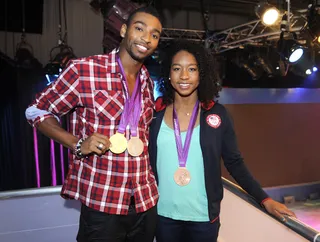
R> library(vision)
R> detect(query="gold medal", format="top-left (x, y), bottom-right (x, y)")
top-left (109, 132), bottom-right (127, 154)
top-left (173, 167), bottom-right (191, 186)
top-left (127, 136), bottom-right (144, 157)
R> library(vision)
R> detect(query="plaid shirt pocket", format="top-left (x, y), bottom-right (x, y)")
top-left (93, 90), bottom-right (124, 121)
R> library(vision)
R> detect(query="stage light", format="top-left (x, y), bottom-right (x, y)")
top-left (307, 2), bottom-right (320, 44)
top-left (255, 56), bottom-right (274, 77)
top-left (306, 69), bottom-right (312, 75)
top-left (292, 50), bottom-right (318, 76)
top-left (241, 62), bottom-right (261, 80)
top-left (14, 36), bottom-right (42, 69)
top-left (277, 32), bottom-right (304, 64)
top-left (233, 53), bottom-right (263, 80)
top-left (44, 63), bottom-right (62, 86)
top-left (44, 44), bottom-right (76, 86)
top-left (279, 39), bottom-right (304, 63)
top-left (288, 46), bottom-right (304, 63)
top-left (255, 2), bottom-right (280, 26)
top-left (262, 8), bottom-right (279, 25)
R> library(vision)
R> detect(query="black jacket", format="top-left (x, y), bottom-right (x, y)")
top-left (149, 101), bottom-right (269, 221)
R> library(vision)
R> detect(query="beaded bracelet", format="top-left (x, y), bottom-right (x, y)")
top-left (74, 138), bottom-right (85, 159)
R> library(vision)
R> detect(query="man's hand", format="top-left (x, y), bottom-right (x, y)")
top-left (81, 133), bottom-right (111, 156)
top-left (262, 198), bottom-right (297, 222)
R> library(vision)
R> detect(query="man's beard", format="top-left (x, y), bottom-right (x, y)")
top-left (127, 44), bottom-right (148, 63)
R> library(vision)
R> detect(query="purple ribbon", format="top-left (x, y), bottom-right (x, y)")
top-left (173, 101), bottom-right (199, 167)
top-left (117, 56), bottom-right (141, 136)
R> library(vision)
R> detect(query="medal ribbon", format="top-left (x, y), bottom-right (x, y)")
top-left (173, 100), bottom-right (199, 167)
top-left (116, 56), bottom-right (142, 136)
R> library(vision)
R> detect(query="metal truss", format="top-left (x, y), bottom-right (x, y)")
top-left (161, 28), bottom-right (207, 42)
top-left (205, 11), bottom-right (309, 53)
top-left (159, 12), bottom-right (308, 53)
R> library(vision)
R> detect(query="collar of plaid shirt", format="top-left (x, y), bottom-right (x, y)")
top-left (109, 48), bottom-right (151, 79)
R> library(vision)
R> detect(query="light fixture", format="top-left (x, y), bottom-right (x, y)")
top-left (255, 56), bottom-right (274, 77)
top-left (44, 63), bottom-right (62, 86)
top-left (14, 34), bottom-right (42, 69)
top-left (306, 69), bottom-right (312, 75)
top-left (233, 53), bottom-right (263, 80)
top-left (287, 44), bottom-right (304, 63)
top-left (241, 62), bottom-right (261, 80)
top-left (44, 44), bottom-right (76, 86)
top-left (49, 45), bottom-right (77, 69)
top-left (255, 2), bottom-right (280, 26)
top-left (307, 2), bottom-right (320, 44)
top-left (291, 50), bottom-right (317, 76)
top-left (277, 32), bottom-right (304, 64)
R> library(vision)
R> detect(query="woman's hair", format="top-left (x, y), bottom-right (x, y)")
top-left (157, 40), bottom-right (221, 105)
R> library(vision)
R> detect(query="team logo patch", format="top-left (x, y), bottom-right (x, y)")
top-left (206, 114), bottom-right (221, 128)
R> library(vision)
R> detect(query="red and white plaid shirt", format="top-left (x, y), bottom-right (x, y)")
top-left (27, 49), bottom-right (158, 214)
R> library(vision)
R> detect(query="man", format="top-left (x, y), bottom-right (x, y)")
top-left (25, 6), bottom-right (162, 242)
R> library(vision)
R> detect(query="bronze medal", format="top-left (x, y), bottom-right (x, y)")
top-left (172, 101), bottom-right (199, 187)
top-left (174, 167), bottom-right (191, 186)
top-left (127, 136), bottom-right (144, 157)
top-left (109, 132), bottom-right (127, 154)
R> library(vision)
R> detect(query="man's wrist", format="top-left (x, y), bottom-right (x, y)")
top-left (74, 138), bottom-right (85, 158)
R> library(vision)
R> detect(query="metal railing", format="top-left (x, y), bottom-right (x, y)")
top-left (222, 177), bottom-right (320, 242)
top-left (0, 186), bottom-right (62, 200)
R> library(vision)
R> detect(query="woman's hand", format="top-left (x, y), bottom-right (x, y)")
top-left (262, 198), bottom-right (297, 222)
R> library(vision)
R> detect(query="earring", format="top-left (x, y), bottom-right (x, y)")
top-left (169, 77), bottom-right (171, 80)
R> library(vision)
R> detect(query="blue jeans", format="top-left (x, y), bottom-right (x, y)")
top-left (156, 215), bottom-right (220, 242)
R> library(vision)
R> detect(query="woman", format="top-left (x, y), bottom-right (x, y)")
top-left (149, 40), bottom-right (296, 242)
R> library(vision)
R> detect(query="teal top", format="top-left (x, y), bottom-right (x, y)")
top-left (156, 120), bottom-right (209, 222)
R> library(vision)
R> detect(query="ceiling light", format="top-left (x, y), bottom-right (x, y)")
top-left (255, 2), bottom-right (280, 26)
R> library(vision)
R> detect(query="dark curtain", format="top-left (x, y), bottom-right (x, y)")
top-left (0, 52), bottom-right (69, 192)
